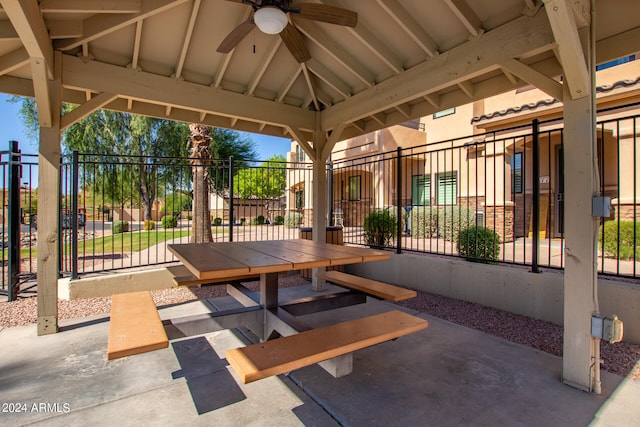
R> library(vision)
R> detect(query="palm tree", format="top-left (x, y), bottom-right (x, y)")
top-left (188, 124), bottom-right (213, 243)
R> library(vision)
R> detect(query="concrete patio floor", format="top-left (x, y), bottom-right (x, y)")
top-left (1, 286), bottom-right (639, 427)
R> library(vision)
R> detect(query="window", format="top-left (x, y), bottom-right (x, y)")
top-left (349, 176), bottom-right (361, 201)
top-left (412, 175), bottom-right (431, 206)
top-left (511, 152), bottom-right (523, 194)
top-left (433, 107), bottom-right (455, 119)
top-left (295, 145), bottom-right (305, 162)
top-left (295, 189), bottom-right (304, 209)
top-left (596, 54), bottom-right (636, 71)
top-left (436, 172), bottom-right (457, 205)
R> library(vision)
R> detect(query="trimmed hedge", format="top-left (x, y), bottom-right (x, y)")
top-left (143, 220), bottom-right (155, 231)
top-left (599, 220), bottom-right (640, 260)
top-left (437, 206), bottom-right (476, 242)
top-left (112, 220), bottom-right (129, 234)
top-left (212, 217), bottom-right (222, 226)
top-left (363, 209), bottom-right (398, 248)
top-left (457, 226), bottom-right (501, 264)
top-left (273, 215), bottom-right (285, 225)
top-left (284, 212), bottom-right (302, 228)
top-left (409, 206), bottom-right (438, 238)
top-left (161, 215), bottom-right (178, 229)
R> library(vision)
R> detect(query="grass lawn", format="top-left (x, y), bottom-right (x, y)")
top-left (6, 229), bottom-right (194, 259)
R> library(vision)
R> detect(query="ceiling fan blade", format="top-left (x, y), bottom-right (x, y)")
top-left (280, 23), bottom-right (311, 63)
top-left (217, 17), bottom-right (256, 53)
top-left (295, 4), bottom-right (358, 27)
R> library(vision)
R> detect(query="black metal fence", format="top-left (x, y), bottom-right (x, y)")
top-left (58, 152), bottom-right (313, 279)
top-left (2, 110), bottom-right (639, 299)
top-left (333, 112), bottom-right (640, 279)
top-left (1, 142), bottom-right (37, 300)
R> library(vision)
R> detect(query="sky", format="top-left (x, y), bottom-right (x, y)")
top-left (1, 93), bottom-right (292, 186)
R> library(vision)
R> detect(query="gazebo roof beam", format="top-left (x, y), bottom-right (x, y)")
top-left (443, 0), bottom-right (484, 38)
top-left (377, 0), bottom-right (439, 58)
top-left (294, 19), bottom-right (375, 87)
top-left (54, 0), bottom-right (190, 51)
top-left (174, 0), bottom-right (201, 80)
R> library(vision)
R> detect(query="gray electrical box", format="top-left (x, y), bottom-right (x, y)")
top-left (592, 196), bottom-right (611, 217)
top-left (591, 314), bottom-right (624, 343)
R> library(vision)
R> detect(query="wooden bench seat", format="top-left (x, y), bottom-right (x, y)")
top-left (167, 265), bottom-right (259, 287)
top-left (225, 310), bottom-right (428, 383)
top-left (107, 291), bottom-right (168, 360)
top-left (316, 270), bottom-right (417, 302)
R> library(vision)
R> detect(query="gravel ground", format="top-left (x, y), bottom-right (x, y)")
top-left (1, 272), bottom-right (639, 381)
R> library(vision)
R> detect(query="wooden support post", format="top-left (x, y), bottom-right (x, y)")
top-left (562, 81), bottom-right (598, 391)
top-left (37, 52), bottom-right (62, 336)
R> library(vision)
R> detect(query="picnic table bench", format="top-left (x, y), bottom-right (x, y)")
top-left (315, 270), bottom-right (417, 302)
top-left (226, 310), bottom-right (428, 383)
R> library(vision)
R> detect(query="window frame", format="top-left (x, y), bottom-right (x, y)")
top-left (511, 152), bottom-right (523, 194)
top-left (436, 172), bottom-right (457, 205)
top-left (433, 107), bottom-right (455, 119)
top-left (348, 175), bottom-right (361, 201)
top-left (411, 174), bottom-right (431, 206)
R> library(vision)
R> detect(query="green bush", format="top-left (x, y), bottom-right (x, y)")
top-left (254, 215), bottom-right (266, 225)
top-left (143, 220), bottom-right (155, 231)
top-left (212, 217), bottom-right (222, 226)
top-left (161, 215), bottom-right (178, 229)
top-left (274, 215), bottom-right (285, 225)
top-left (363, 209), bottom-right (398, 248)
top-left (457, 226), bottom-right (501, 264)
top-left (383, 206), bottom-right (406, 233)
top-left (409, 206), bottom-right (439, 238)
top-left (112, 220), bottom-right (129, 234)
top-left (284, 212), bottom-right (302, 228)
top-left (599, 220), bottom-right (640, 260)
top-left (437, 206), bottom-right (476, 242)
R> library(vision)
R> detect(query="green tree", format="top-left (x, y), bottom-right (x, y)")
top-left (9, 97), bottom-right (259, 221)
top-left (233, 155), bottom-right (286, 223)
top-left (66, 112), bottom-right (190, 220)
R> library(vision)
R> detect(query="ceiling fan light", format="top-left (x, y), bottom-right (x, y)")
top-left (254, 7), bottom-right (288, 34)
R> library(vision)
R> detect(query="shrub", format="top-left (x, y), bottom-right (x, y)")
top-left (254, 215), bottom-right (265, 225)
top-left (383, 206), bottom-right (406, 233)
top-left (112, 220), bottom-right (129, 234)
top-left (143, 220), bottom-right (155, 231)
top-left (284, 212), bottom-right (302, 228)
top-left (161, 215), bottom-right (178, 229)
top-left (457, 226), bottom-right (501, 263)
top-left (599, 220), bottom-right (640, 260)
top-left (363, 209), bottom-right (398, 248)
top-left (212, 217), bottom-right (222, 226)
top-left (274, 215), bottom-right (285, 225)
top-left (437, 206), bottom-right (476, 242)
top-left (409, 206), bottom-right (439, 238)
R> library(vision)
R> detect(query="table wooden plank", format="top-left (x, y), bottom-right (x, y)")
top-left (169, 240), bottom-right (391, 280)
top-left (168, 243), bottom-right (251, 279)
top-left (239, 241), bottom-right (333, 270)
top-left (284, 239), bottom-right (391, 264)
top-left (271, 239), bottom-right (363, 265)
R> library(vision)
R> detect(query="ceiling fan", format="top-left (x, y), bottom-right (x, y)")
top-left (217, 0), bottom-right (358, 63)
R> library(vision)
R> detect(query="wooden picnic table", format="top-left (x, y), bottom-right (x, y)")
top-left (168, 239), bottom-right (391, 308)
top-left (161, 239), bottom-right (427, 383)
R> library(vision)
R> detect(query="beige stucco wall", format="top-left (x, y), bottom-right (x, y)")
top-left (346, 253), bottom-right (640, 345)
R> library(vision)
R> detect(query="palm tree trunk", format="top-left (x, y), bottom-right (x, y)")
top-left (189, 124), bottom-right (213, 243)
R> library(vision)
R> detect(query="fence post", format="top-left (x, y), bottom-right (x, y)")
top-left (71, 150), bottom-right (79, 279)
top-left (396, 147), bottom-right (402, 254)
top-left (328, 161), bottom-right (333, 226)
top-left (7, 141), bottom-right (21, 301)
top-left (228, 156), bottom-right (234, 242)
top-left (531, 119), bottom-right (540, 273)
